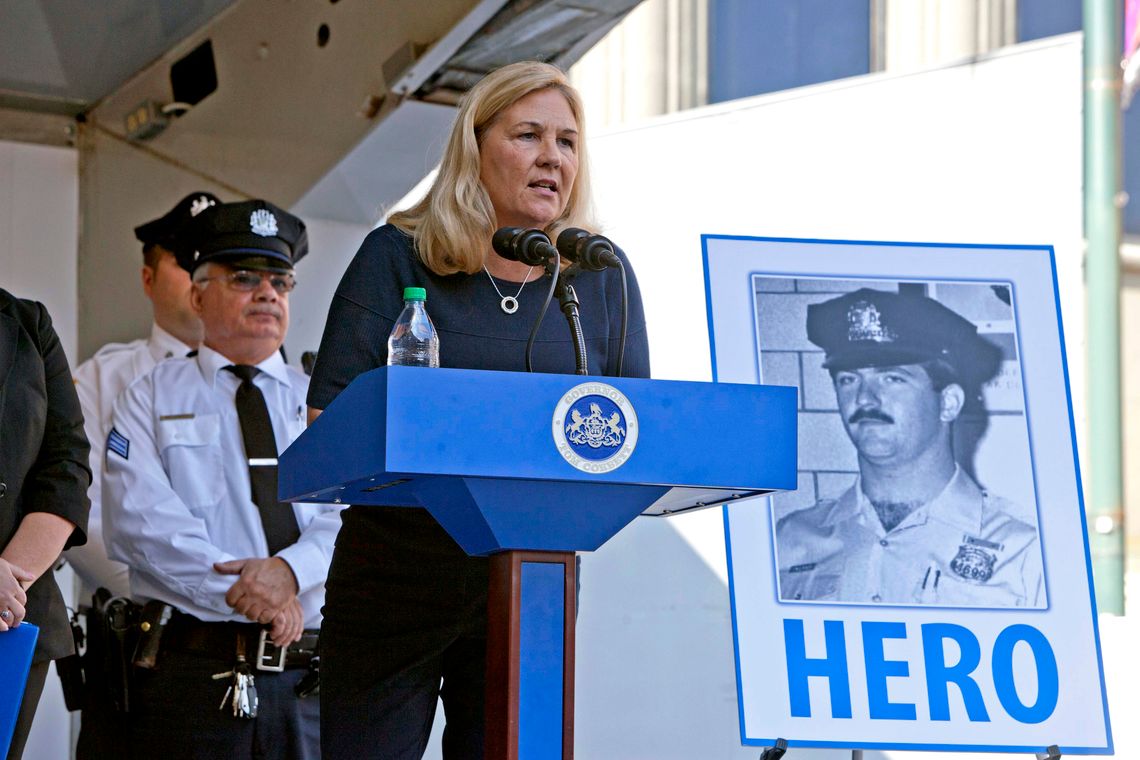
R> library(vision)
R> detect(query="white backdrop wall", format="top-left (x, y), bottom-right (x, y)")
top-left (0, 140), bottom-right (79, 362)
top-left (283, 216), bottom-right (374, 368)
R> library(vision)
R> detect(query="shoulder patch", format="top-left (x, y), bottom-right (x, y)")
top-left (107, 427), bottom-right (130, 460)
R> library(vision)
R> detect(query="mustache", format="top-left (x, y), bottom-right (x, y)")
top-left (245, 306), bottom-right (282, 318)
top-left (848, 408), bottom-right (894, 425)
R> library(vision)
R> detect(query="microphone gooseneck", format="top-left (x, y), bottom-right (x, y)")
top-left (489, 227), bottom-right (594, 375)
top-left (556, 280), bottom-right (588, 375)
top-left (492, 227), bottom-right (561, 372)
top-left (553, 228), bottom-right (630, 376)
top-left (524, 250), bottom-right (562, 372)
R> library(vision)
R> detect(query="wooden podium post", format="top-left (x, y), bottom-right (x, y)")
top-left (486, 551), bottom-right (576, 760)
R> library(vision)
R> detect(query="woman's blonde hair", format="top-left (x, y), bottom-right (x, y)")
top-left (388, 61), bottom-right (597, 275)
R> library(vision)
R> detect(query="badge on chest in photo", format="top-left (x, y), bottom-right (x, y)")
top-left (949, 535), bottom-right (1001, 584)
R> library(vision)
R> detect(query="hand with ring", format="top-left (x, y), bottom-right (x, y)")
top-left (0, 603), bottom-right (25, 630)
top-left (0, 558), bottom-right (33, 631)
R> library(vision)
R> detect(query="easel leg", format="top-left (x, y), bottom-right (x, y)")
top-left (759, 738), bottom-right (787, 759)
top-left (1035, 745), bottom-right (1061, 759)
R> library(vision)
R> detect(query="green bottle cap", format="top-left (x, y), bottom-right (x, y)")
top-left (403, 286), bottom-right (426, 301)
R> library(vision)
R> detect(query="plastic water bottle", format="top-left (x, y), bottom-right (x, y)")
top-left (387, 287), bottom-right (440, 367)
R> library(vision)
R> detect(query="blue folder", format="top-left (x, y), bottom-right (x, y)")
top-left (0, 623), bottom-right (39, 758)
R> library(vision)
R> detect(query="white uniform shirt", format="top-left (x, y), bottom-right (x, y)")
top-left (68, 323), bottom-right (192, 598)
top-left (103, 345), bottom-right (342, 628)
top-left (775, 467), bottom-right (1043, 608)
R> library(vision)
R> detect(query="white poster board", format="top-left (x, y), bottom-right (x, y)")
top-left (706, 235), bottom-right (1111, 754)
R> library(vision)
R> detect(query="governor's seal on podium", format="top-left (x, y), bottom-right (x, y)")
top-left (552, 382), bottom-right (638, 473)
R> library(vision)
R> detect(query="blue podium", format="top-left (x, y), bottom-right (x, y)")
top-left (280, 366), bottom-right (797, 759)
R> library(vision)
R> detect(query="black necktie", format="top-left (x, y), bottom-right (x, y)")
top-left (225, 364), bottom-right (301, 555)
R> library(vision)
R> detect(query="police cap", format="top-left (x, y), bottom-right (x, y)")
top-left (174, 199), bottom-right (308, 274)
top-left (133, 192), bottom-right (220, 250)
top-left (806, 288), bottom-right (1002, 386)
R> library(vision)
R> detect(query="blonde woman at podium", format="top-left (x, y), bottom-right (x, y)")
top-left (307, 61), bottom-right (650, 759)
top-left (0, 290), bottom-right (90, 760)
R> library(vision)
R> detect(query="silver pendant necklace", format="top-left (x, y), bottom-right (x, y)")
top-left (483, 265), bottom-right (535, 314)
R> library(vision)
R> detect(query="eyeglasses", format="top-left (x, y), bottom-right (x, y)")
top-left (196, 270), bottom-right (296, 294)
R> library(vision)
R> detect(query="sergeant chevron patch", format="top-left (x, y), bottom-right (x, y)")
top-left (107, 427), bottom-right (130, 460)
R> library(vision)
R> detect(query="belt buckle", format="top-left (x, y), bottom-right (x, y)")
top-left (256, 629), bottom-right (286, 672)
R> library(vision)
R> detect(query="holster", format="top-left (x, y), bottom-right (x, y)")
top-left (131, 600), bottom-right (174, 669)
top-left (90, 590), bottom-right (142, 713)
top-left (56, 611), bottom-right (85, 711)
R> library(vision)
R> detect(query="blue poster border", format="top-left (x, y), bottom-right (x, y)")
top-left (702, 233), bottom-right (1113, 755)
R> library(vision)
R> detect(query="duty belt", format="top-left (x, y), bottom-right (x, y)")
top-left (163, 614), bottom-right (319, 672)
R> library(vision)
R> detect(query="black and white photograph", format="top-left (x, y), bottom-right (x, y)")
top-left (755, 276), bottom-right (1046, 608)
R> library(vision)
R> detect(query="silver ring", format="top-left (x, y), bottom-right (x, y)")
top-left (0, 610), bottom-right (10, 621)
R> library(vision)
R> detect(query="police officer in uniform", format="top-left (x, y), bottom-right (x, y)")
top-left (69, 192), bottom-right (218, 759)
top-left (775, 288), bottom-right (1043, 607)
top-left (69, 191), bottom-right (218, 601)
top-left (102, 200), bottom-right (341, 759)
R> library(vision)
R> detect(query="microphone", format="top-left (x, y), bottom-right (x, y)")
top-left (556, 227), bottom-right (630, 376)
top-left (555, 228), bottom-right (622, 271)
top-left (492, 227), bottom-right (558, 266)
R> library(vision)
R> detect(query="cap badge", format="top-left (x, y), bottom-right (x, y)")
top-left (190, 196), bottom-right (216, 217)
top-left (250, 209), bottom-right (279, 237)
top-left (846, 300), bottom-right (897, 343)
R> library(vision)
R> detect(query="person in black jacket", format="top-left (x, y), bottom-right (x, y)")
top-left (0, 289), bottom-right (90, 760)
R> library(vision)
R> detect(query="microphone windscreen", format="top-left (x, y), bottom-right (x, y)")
top-left (516, 229), bottom-right (556, 265)
top-left (492, 227), bottom-right (525, 261)
top-left (556, 227), bottom-right (589, 263)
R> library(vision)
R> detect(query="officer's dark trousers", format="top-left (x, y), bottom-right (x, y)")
top-left (129, 648), bottom-right (319, 760)
top-left (320, 507), bottom-right (488, 760)
top-left (75, 676), bottom-right (132, 760)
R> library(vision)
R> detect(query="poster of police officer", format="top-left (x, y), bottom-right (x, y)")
top-left (703, 235), bottom-right (1111, 754)
top-left (762, 278), bottom-right (1043, 609)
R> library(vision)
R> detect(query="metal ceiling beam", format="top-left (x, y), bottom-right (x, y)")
top-left (0, 107), bottom-right (75, 148)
